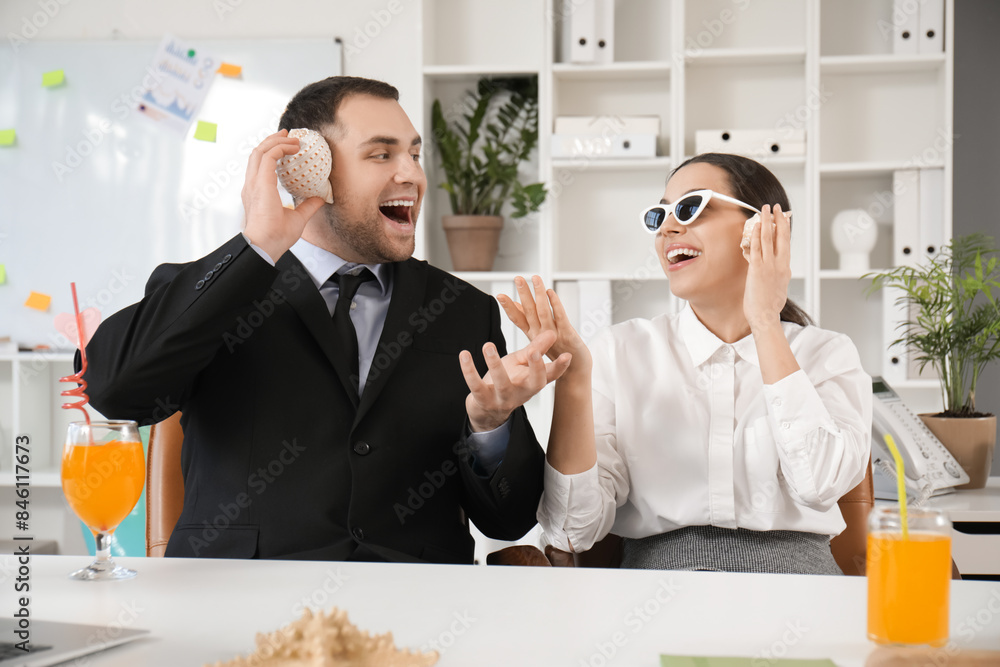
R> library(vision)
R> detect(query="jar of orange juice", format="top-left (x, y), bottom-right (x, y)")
top-left (867, 505), bottom-right (952, 647)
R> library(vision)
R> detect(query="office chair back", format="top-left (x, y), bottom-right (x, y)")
top-left (146, 412), bottom-right (184, 557)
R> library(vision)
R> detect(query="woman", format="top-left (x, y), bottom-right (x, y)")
top-left (502, 153), bottom-right (872, 574)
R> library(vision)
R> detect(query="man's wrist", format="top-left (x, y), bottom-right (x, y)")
top-left (468, 409), bottom-right (511, 433)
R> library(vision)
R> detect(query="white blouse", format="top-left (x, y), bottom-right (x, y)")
top-left (538, 305), bottom-right (873, 553)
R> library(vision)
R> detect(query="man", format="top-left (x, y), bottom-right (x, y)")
top-left (83, 76), bottom-right (569, 563)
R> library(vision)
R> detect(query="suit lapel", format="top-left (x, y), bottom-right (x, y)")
top-left (276, 252), bottom-right (361, 408)
top-left (355, 258), bottom-right (427, 423)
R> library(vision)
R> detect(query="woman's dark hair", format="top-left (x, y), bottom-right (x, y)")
top-left (278, 76), bottom-right (399, 133)
top-left (669, 153), bottom-right (813, 327)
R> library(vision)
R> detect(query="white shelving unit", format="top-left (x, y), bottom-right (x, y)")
top-left (418, 0), bottom-right (953, 420)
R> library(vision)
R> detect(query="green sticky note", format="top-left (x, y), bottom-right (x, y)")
top-left (0, 265), bottom-right (6, 285)
top-left (661, 657), bottom-right (836, 667)
top-left (193, 121), bottom-right (217, 143)
top-left (42, 69), bottom-right (65, 87)
top-left (0, 129), bottom-right (15, 146)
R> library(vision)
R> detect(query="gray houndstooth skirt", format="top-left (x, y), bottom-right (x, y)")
top-left (621, 525), bottom-right (843, 575)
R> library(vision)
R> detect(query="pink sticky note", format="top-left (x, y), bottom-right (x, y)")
top-left (54, 308), bottom-right (102, 348)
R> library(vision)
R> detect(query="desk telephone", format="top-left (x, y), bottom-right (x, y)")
top-left (871, 377), bottom-right (968, 501)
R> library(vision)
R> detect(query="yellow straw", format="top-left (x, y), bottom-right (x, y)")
top-left (883, 433), bottom-right (909, 540)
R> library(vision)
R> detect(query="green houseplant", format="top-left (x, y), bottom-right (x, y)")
top-left (867, 232), bottom-right (1000, 488)
top-left (431, 76), bottom-right (547, 271)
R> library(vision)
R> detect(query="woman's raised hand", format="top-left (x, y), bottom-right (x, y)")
top-left (498, 275), bottom-right (592, 373)
top-left (743, 203), bottom-right (792, 333)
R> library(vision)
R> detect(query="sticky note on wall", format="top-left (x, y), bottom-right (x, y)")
top-left (42, 69), bottom-right (65, 87)
top-left (25, 291), bottom-right (52, 311)
top-left (0, 130), bottom-right (15, 146)
top-left (0, 265), bottom-right (6, 284)
top-left (217, 63), bottom-right (242, 77)
top-left (194, 121), bottom-right (217, 142)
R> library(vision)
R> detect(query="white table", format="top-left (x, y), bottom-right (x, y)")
top-left (924, 477), bottom-right (1000, 575)
top-left (2, 556), bottom-right (1000, 666)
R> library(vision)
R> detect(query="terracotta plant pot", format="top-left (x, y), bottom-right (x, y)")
top-left (919, 414), bottom-right (997, 490)
top-left (442, 215), bottom-right (503, 271)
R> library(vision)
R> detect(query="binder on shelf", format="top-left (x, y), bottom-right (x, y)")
top-left (892, 170), bottom-right (921, 267)
top-left (554, 115), bottom-right (660, 136)
top-left (559, 0), bottom-right (597, 64)
top-left (919, 168), bottom-right (944, 260)
top-left (694, 129), bottom-right (805, 157)
top-left (577, 280), bottom-right (613, 344)
top-left (551, 133), bottom-right (657, 159)
top-left (892, 0), bottom-right (920, 55)
top-left (918, 0), bottom-right (944, 54)
top-left (593, 0), bottom-right (615, 65)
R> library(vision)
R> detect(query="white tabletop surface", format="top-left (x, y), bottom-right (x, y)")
top-left (923, 477), bottom-right (1000, 522)
top-left (2, 555), bottom-right (1000, 667)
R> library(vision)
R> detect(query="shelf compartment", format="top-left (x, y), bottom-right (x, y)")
top-left (820, 0), bottom-right (944, 58)
top-left (820, 279), bottom-right (885, 376)
top-left (685, 0), bottom-right (806, 51)
top-left (684, 62), bottom-right (806, 158)
top-left (819, 68), bottom-right (946, 165)
top-left (819, 173), bottom-right (895, 272)
top-left (554, 76), bottom-right (672, 157)
top-left (551, 169), bottom-right (669, 275)
top-left (423, 0), bottom-right (544, 68)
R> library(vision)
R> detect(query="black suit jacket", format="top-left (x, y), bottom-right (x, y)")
top-left (83, 234), bottom-right (544, 563)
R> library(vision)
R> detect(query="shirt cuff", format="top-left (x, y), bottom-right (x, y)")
top-left (465, 418), bottom-right (511, 477)
top-left (762, 369), bottom-right (837, 448)
top-left (539, 460), bottom-right (603, 551)
top-left (241, 232), bottom-right (276, 267)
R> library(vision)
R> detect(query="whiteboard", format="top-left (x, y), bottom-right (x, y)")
top-left (0, 38), bottom-right (342, 347)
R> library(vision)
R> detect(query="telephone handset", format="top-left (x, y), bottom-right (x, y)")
top-left (871, 376), bottom-right (969, 501)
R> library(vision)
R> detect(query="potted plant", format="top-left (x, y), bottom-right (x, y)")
top-left (867, 232), bottom-right (1000, 488)
top-left (431, 76), bottom-right (547, 271)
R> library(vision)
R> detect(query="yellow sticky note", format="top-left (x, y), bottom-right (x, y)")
top-left (25, 291), bottom-right (51, 311)
top-left (194, 121), bottom-right (217, 143)
top-left (217, 62), bottom-right (242, 77)
top-left (0, 129), bottom-right (14, 146)
top-left (42, 69), bottom-right (65, 87)
top-left (0, 265), bottom-right (6, 284)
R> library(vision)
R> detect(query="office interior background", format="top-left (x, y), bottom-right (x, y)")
top-left (0, 0), bottom-right (998, 560)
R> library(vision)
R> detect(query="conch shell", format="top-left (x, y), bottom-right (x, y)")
top-left (741, 211), bottom-right (791, 260)
top-left (276, 128), bottom-right (334, 204)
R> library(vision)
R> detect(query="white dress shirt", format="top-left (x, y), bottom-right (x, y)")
top-left (538, 305), bottom-right (873, 552)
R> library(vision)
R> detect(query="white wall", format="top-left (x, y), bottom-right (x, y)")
top-left (1, 0), bottom-right (424, 122)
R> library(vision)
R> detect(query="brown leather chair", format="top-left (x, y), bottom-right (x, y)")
top-left (146, 412), bottom-right (185, 557)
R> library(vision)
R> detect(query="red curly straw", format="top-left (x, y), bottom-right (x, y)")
top-left (59, 282), bottom-right (91, 425)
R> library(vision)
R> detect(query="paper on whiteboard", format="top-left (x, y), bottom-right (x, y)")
top-left (135, 34), bottom-right (216, 135)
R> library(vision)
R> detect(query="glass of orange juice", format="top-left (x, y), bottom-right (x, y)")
top-left (867, 505), bottom-right (952, 646)
top-left (61, 420), bottom-right (145, 580)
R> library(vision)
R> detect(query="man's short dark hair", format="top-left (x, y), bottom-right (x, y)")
top-left (278, 76), bottom-right (400, 133)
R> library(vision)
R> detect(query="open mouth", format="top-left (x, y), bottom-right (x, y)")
top-left (666, 247), bottom-right (702, 267)
top-left (379, 199), bottom-right (414, 226)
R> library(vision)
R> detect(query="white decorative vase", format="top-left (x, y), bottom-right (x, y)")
top-left (830, 209), bottom-right (878, 273)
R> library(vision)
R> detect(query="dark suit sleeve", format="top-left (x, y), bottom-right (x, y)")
top-left (82, 234), bottom-right (279, 424)
top-left (456, 296), bottom-right (545, 541)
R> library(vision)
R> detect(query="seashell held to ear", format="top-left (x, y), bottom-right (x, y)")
top-left (275, 128), bottom-right (334, 204)
top-left (740, 211), bottom-right (791, 260)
